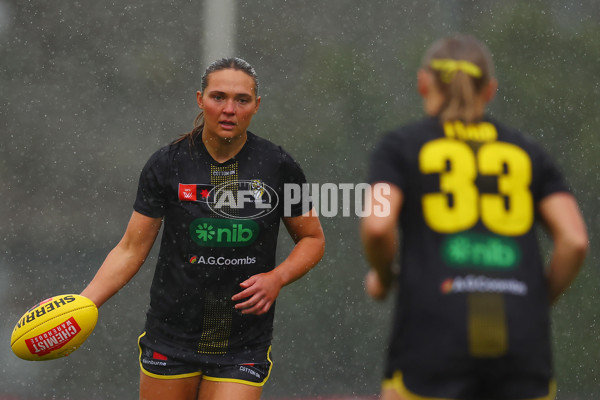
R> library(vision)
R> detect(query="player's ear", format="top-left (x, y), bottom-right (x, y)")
top-left (196, 91), bottom-right (204, 109)
top-left (483, 78), bottom-right (498, 103)
top-left (253, 96), bottom-right (261, 114)
top-left (417, 69), bottom-right (431, 98)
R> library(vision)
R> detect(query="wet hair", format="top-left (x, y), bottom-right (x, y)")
top-left (175, 57), bottom-right (259, 144)
top-left (422, 35), bottom-right (494, 123)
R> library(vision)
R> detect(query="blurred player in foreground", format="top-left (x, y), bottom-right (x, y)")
top-left (361, 34), bottom-right (588, 400)
top-left (81, 57), bottom-right (324, 400)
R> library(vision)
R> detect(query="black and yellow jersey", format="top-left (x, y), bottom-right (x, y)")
top-left (368, 117), bottom-right (568, 380)
top-left (134, 131), bottom-right (308, 356)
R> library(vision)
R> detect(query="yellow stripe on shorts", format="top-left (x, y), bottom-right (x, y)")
top-left (382, 371), bottom-right (556, 400)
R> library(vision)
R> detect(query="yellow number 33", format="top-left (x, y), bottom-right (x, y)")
top-left (420, 138), bottom-right (533, 236)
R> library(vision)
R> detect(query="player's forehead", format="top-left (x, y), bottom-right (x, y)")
top-left (204, 69), bottom-right (257, 97)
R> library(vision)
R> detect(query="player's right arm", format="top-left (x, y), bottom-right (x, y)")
top-left (81, 211), bottom-right (162, 307)
top-left (361, 182), bottom-right (403, 300)
top-left (538, 192), bottom-right (588, 304)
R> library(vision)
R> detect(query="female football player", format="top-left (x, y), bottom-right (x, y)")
top-left (81, 58), bottom-right (325, 400)
top-left (361, 35), bottom-right (587, 400)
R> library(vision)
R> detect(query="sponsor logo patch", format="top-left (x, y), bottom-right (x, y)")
top-left (441, 275), bottom-right (528, 296)
top-left (188, 255), bottom-right (257, 266)
top-left (190, 218), bottom-right (259, 247)
top-left (25, 317), bottom-right (82, 356)
top-left (179, 184), bottom-right (215, 203)
top-left (207, 180), bottom-right (278, 219)
top-left (16, 295), bottom-right (77, 331)
top-left (442, 233), bottom-right (521, 270)
top-left (239, 365), bottom-right (261, 379)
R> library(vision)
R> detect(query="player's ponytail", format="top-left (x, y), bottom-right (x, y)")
top-left (422, 35), bottom-right (494, 124)
top-left (181, 112), bottom-right (204, 145)
top-left (174, 57), bottom-right (259, 145)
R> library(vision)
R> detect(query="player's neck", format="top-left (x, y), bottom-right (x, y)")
top-left (202, 130), bottom-right (248, 164)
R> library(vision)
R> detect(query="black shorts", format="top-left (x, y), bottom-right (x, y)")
top-left (383, 363), bottom-right (556, 400)
top-left (138, 332), bottom-right (273, 387)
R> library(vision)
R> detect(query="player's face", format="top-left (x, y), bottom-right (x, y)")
top-left (197, 69), bottom-right (261, 143)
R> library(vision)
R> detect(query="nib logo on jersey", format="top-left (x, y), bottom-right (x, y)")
top-left (442, 232), bottom-right (521, 270)
top-left (190, 218), bottom-right (259, 247)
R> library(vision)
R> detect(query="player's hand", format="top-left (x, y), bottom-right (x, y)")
top-left (365, 270), bottom-right (389, 301)
top-left (232, 271), bottom-right (284, 315)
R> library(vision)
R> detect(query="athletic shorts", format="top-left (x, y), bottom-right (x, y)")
top-left (382, 367), bottom-right (556, 400)
top-left (138, 332), bottom-right (273, 387)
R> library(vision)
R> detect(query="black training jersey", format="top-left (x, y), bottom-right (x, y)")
top-left (134, 131), bottom-right (307, 355)
top-left (368, 117), bottom-right (568, 378)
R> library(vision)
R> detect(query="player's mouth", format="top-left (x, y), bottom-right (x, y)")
top-left (219, 120), bottom-right (237, 130)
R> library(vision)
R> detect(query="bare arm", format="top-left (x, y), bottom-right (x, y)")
top-left (80, 211), bottom-right (162, 307)
top-left (232, 210), bottom-right (325, 315)
top-left (360, 183), bottom-right (403, 300)
top-left (539, 192), bottom-right (588, 303)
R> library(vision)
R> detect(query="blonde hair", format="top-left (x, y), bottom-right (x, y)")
top-left (422, 35), bottom-right (494, 123)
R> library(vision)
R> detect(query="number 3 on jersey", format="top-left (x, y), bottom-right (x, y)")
top-left (419, 138), bottom-right (533, 236)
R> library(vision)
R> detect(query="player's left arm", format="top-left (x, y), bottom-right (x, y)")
top-left (539, 192), bottom-right (588, 303)
top-left (232, 210), bottom-right (325, 315)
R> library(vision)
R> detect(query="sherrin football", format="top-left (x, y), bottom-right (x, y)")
top-left (11, 294), bottom-right (98, 361)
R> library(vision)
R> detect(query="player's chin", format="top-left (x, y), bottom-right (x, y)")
top-left (216, 127), bottom-right (244, 141)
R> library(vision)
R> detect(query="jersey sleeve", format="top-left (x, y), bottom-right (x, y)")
top-left (367, 131), bottom-right (406, 189)
top-left (535, 147), bottom-right (570, 200)
top-left (133, 148), bottom-right (169, 218)
top-left (281, 148), bottom-right (312, 217)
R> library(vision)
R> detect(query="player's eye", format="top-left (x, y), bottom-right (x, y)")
top-left (211, 94), bottom-right (225, 101)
